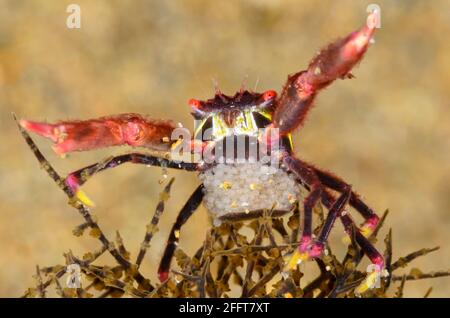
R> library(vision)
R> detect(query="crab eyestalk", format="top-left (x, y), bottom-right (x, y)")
top-left (188, 98), bottom-right (207, 119)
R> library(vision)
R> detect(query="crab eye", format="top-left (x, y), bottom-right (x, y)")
top-left (188, 98), bottom-right (201, 109)
top-left (262, 90), bottom-right (277, 101)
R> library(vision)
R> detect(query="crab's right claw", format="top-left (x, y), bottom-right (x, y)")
top-left (20, 113), bottom-right (177, 155)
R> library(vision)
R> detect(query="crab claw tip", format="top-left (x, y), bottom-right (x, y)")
top-left (19, 119), bottom-right (57, 142)
top-left (18, 119), bottom-right (31, 130)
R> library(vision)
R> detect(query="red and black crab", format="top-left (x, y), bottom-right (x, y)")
top-left (18, 11), bottom-right (384, 293)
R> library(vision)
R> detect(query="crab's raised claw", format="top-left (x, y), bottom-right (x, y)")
top-left (20, 113), bottom-right (177, 155)
top-left (273, 10), bottom-right (379, 136)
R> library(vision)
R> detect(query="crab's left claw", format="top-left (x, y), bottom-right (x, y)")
top-left (272, 10), bottom-right (379, 136)
top-left (20, 113), bottom-right (177, 155)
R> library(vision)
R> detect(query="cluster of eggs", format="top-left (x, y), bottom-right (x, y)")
top-left (199, 161), bottom-right (301, 223)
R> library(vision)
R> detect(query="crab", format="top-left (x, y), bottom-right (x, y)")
top-left (19, 11), bottom-right (384, 293)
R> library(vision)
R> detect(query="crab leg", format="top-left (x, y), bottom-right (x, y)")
top-left (282, 155), bottom-right (324, 267)
top-left (158, 184), bottom-right (205, 282)
top-left (330, 196), bottom-right (384, 268)
top-left (63, 153), bottom-right (198, 206)
top-left (316, 186), bottom-right (352, 244)
top-left (283, 155), bottom-right (351, 269)
top-left (66, 154), bottom-right (197, 189)
top-left (19, 113), bottom-right (177, 154)
top-left (282, 154), bottom-right (384, 286)
top-left (311, 165), bottom-right (380, 237)
top-left (320, 184), bottom-right (384, 294)
top-left (273, 11), bottom-right (378, 135)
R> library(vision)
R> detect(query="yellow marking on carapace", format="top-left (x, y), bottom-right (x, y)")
top-left (193, 110), bottom-right (294, 150)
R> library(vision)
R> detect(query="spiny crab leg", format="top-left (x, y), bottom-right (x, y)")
top-left (272, 10), bottom-right (379, 136)
top-left (19, 113), bottom-right (177, 155)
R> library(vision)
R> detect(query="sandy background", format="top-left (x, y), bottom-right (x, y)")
top-left (0, 0), bottom-right (449, 297)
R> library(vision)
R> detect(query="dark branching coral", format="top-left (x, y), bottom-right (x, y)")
top-left (16, 116), bottom-right (449, 298)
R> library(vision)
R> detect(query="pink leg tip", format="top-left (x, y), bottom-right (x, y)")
top-left (65, 174), bottom-right (80, 192)
top-left (310, 242), bottom-right (324, 258)
top-left (372, 255), bottom-right (385, 269)
top-left (158, 271), bottom-right (169, 282)
top-left (366, 215), bottom-right (379, 229)
top-left (297, 237), bottom-right (324, 259)
top-left (299, 236), bottom-right (312, 253)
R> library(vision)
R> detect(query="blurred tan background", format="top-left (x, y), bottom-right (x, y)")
top-left (0, 0), bottom-right (449, 297)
